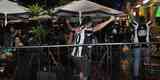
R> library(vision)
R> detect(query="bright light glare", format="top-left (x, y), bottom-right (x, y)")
top-left (136, 4), bottom-right (141, 8)
top-left (143, 0), bottom-right (150, 4)
top-left (133, 12), bottom-right (136, 16)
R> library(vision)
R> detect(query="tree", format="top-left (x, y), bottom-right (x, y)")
top-left (27, 4), bottom-right (49, 44)
top-left (28, 4), bottom-right (45, 17)
top-left (56, 0), bottom-right (73, 6)
top-left (31, 26), bottom-right (48, 44)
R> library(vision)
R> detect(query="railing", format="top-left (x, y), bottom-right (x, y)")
top-left (0, 42), bottom-right (160, 80)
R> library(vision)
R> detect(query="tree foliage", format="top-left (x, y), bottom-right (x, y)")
top-left (28, 4), bottom-right (45, 17)
top-left (56, 0), bottom-right (73, 6)
top-left (32, 26), bottom-right (48, 43)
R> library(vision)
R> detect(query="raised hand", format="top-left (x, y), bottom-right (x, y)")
top-left (110, 16), bottom-right (116, 21)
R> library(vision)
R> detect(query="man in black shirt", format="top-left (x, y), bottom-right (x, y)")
top-left (131, 18), bottom-right (151, 80)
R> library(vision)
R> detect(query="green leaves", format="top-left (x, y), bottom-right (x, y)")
top-left (27, 4), bottom-right (49, 43)
top-left (32, 26), bottom-right (48, 42)
top-left (28, 4), bottom-right (45, 17)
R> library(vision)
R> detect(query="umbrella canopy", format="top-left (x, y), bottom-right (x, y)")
top-left (0, 0), bottom-right (28, 14)
top-left (54, 0), bottom-right (125, 16)
top-left (0, 0), bottom-right (29, 27)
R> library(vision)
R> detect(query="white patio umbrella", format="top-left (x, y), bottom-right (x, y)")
top-left (0, 0), bottom-right (29, 27)
top-left (54, 0), bottom-right (125, 25)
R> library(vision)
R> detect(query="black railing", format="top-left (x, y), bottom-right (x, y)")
top-left (0, 42), bottom-right (160, 80)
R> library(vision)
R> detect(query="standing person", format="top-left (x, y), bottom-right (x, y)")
top-left (66, 16), bottom-right (115, 56)
top-left (0, 25), bottom-right (3, 46)
top-left (107, 19), bottom-right (121, 80)
top-left (3, 27), bottom-right (16, 47)
top-left (66, 16), bottom-right (115, 80)
top-left (131, 17), bottom-right (151, 80)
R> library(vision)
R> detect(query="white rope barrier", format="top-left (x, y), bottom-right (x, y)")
top-left (1, 42), bottom-right (159, 49)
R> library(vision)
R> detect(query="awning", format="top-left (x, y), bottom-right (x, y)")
top-left (0, 0), bottom-right (28, 14)
top-left (54, 0), bottom-right (125, 16)
top-left (54, 0), bottom-right (125, 25)
top-left (0, 0), bottom-right (29, 27)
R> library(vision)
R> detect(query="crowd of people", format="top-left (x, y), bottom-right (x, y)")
top-left (0, 15), bottom-right (155, 80)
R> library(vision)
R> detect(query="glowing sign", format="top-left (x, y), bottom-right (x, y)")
top-left (155, 6), bottom-right (160, 17)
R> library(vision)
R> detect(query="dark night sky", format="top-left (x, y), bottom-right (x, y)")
top-left (14, 0), bottom-right (125, 10)
top-left (91, 0), bottom-right (125, 10)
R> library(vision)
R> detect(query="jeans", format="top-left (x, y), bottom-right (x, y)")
top-left (132, 48), bottom-right (141, 77)
top-left (141, 48), bottom-right (150, 64)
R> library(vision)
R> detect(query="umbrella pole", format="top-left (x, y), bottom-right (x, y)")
top-left (4, 13), bottom-right (8, 27)
top-left (79, 11), bottom-right (82, 26)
